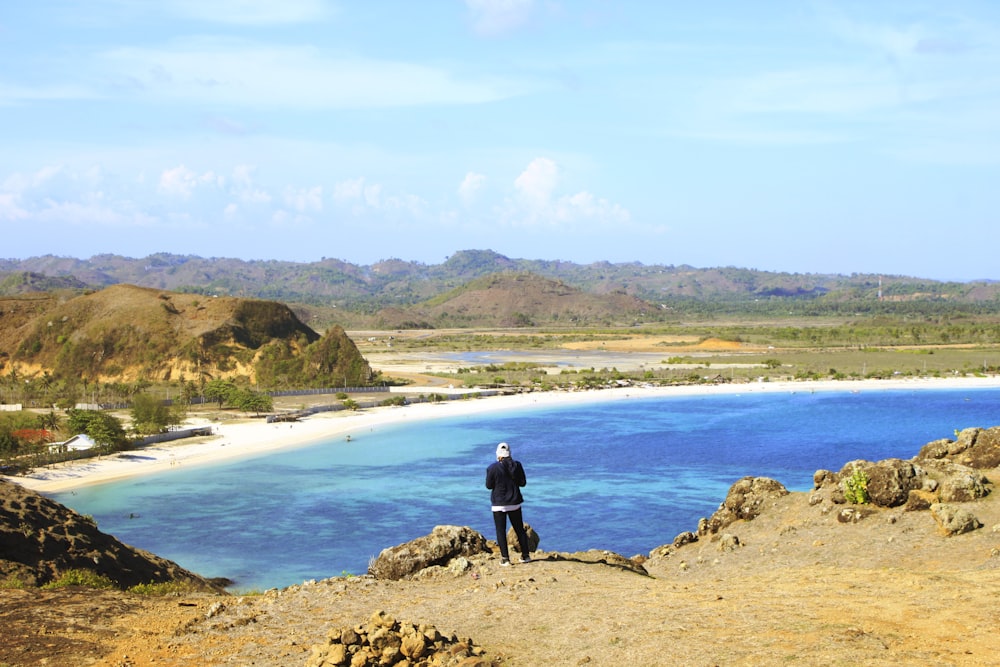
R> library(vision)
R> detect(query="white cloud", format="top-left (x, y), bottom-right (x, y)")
top-left (332, 177), bottom-right (382, 209)
top-left (458, 171), bottom-right (486, 203)
top-left (3, 165), bottom-right (64, 194)
top-left (333, 177), bottom-right (365, 203)
top-left (0, 192), bottom-right (28, 221)
top-left (230, 165), bottom-right (271, 204)
top-left (331, 177), bottom-right (427, 220)
top-left (158, 165), bottom-right (197, 198)
top-left (514, 157), bottom-right (558, 207)
top-left (503, 157), bottom-right (630, 228)
top-left (283, 185), bottom-right (323, 213)
top-left (158, 165), bottom-right (222, 198)
top-left (555, 191), bottom-right (630, 224)
top-left (34, 196), bottom-right (159, 228)
top-left (465, 0), bottom-right (535, 37)
top-left (363, 183), bottom-right (382, 208)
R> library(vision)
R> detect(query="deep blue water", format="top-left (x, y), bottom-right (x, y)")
top-left (53, 387), bottom-right (1000, 590)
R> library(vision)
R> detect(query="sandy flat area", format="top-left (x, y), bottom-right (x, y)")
top-left (7, 375), bottom-right (1000, 495)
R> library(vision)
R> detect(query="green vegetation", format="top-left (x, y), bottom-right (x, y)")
top-left (127, 581), bottom-right (197, 595)
top-left (66, 409), bottom-right (128, 449)
top-left (380, 395), bottom-right (407, 406)
top-left (130, 392), bottom-right (183, 435)
top-left (203, 379), bottom-right (275, 414)
top-left (842, 466), bottom-right (871, 505)
top-left (0, 574), bottom-right (29, 589)
top-left (41, 569), bottom-right (116, 590)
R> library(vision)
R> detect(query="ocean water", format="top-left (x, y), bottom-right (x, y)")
top-left (54, 387), bottom-right (1000, 590)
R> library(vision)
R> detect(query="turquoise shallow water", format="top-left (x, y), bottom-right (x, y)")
top-left (54, 387), bottom-right (1000, 590)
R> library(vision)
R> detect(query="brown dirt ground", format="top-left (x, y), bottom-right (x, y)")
top-left (3, 472), bottom-right (999, 667)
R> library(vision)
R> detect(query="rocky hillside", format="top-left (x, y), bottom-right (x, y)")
top-left (375, 272), bottom-right (657, 328)
top-left (0, 284), bottom-right (371, 387)
top-left (0, 478), bottom-right (223, 591)
top-left (1, 425), bottom-right (998, 665)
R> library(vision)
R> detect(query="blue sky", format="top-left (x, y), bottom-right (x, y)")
top-left (2, 1), bottom-right (999, 280)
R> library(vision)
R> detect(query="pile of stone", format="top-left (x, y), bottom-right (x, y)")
top-left (305, 610), bottom-right (496, 667)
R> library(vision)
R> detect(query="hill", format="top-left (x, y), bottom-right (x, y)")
top-left (375, 272), bottom-right (657, 329)
top-left (0, 284), bottom-right (371, 389)
top-left (4, 251), bottom-right (1000, 328)
top-left (0, 478), bottom-right (224, 592)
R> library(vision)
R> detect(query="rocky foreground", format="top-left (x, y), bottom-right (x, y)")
top-left (2, 428), bottom-right (1000, 666)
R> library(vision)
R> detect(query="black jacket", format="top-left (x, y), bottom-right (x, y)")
top-left (486, 458), bottom-right (526, 506)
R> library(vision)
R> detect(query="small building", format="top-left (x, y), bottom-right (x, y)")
top-left (49, 434), bottom-right (97, 453)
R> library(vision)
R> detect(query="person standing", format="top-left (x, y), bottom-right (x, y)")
top-left (485, 442), bottom-right (532, 566)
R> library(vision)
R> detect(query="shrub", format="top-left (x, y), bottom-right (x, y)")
top-left (42, 569), bottom-right (116, 590)
top-left (842, 466), bottom-right (870, 505)
top-left (380, 395), bottom-right (407, 407)
top-left (128, 581), bottom-right (193, 595)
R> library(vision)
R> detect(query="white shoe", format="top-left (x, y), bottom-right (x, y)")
top-left (520, 556), bottom-right (532, 564)
top-left (500, 558), bottom-right (511, 567)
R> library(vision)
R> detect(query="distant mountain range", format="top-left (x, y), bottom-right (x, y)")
top-left (2, 250), bottom-right (998, 329)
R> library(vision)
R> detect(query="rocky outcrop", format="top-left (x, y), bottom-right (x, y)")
top-left (698, 476), bottom-right (789, 536)
top-left (507, 523), bottom-right (540, 555)
top-left (368, 525), bottom-right (490, 581)
top-left (672, 531), bottom-right (698, 548)
top-left (306, 610), bottom-right (495, 667)
top-left (816, 458), bottom-right (945, 508)
top-left (930, 503), bottom-right (983, 536)
top-left (920, 460), bottom-right (991, 502)
top-left (916, 426), bottom-right (1000, 469)
top-left (816, 458), bottom-right (929, 507)
top-left (0, 479), bottom-right (223, 591)
top-left (816, 452), bottom-right (992, 510)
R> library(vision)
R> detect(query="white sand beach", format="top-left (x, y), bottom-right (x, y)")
top-left (7, 375), bottom-right (1000, 494)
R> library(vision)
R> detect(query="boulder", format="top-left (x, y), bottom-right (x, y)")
top-left (368, 525), bottom-right (490, 581)
top-left (904, 489), bottom-right (938, 512)
top-left (647, 544), bottom-right (676, 559)
top-left (920, 461), bottom-right (991, 502)
top-left (836, 458), bottom-right (928, 508)
top-left (813, 469), bottom-right (837, 490)
top-left (507, 522), bottom-right (540, 554)
top-left (673, 531), bottom-right (698, 548)
top-left (930, 503), bottom-right (983, 536)
top-left (916, 427), bottom-right (1000, 469)
top-left (718, 533), bottom-right (742, 552)
top-left (698, 477), bottom-right (788, 536)
top-left (837, 507), bottom-right (875, 524)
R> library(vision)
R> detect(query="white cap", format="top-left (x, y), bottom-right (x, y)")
top-left (496, 442), bottom-right (510, 458)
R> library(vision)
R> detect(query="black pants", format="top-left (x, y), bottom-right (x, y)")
top-left (493, 507), bottom-right (530, 560)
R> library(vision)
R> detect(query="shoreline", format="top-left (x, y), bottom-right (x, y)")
top-left (7, 375), bottom-right (1000, 495)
